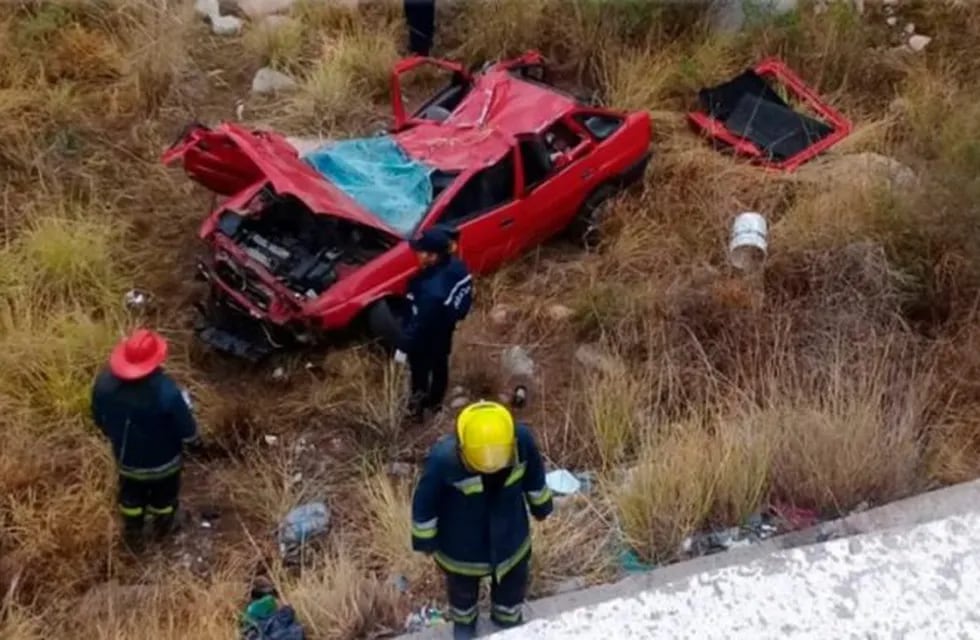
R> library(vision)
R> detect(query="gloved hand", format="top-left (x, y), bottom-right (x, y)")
top-left (393, 349), bottom-right (408, 365)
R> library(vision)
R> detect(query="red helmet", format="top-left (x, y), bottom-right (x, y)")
top-left (109, 329), bottom-right (169, 380)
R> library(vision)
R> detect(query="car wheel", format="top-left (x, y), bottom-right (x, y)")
top-left (569, 185), bottom-right (617, 250)
top-left (365, 298), bottom-right (402, 352)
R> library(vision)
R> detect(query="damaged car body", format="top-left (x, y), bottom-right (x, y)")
top-left (163, 51), bottom-right (653, 360)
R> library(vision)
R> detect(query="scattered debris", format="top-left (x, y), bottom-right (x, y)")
top-left (124, 289), bottom-right (150, 311)
top-left (200, 520), bottom-right (213, 529)
top-left (545, 303), bottom-right (575, 322)
top-left (511, 384), bottom-right (528, 408)
top-left (251, 67), bottom-right (298, 95)
top-left (501, 346), bottom-right (535, 379)
top-left (278, 502), bottom-right (331, 558)
top-left (404, 605), bottom-right (447, 633)
top-left (904, 22), bottom-right (916, 35)
top-left (617, 547), bottom-right (655, 574)
top-left (450, 396), bottom-right (469, 409)
top-left (886, 16), bottom-right (897, 26)
top-left (729, 212), bottom-right (768, 272)
top-left (546, 469), bottom-right (583, 496)
top-left (907, 34), bottom-right (932, 52)
top-left (210, 13), bottom-right (243, 36)
top-left (386, 462), bottom-right (414, 477)
top-left (574, 343), bottom-right (622, 375)
top-left (271, 367), bottom-right (287, 381)
top-left (263, 434), bottom-right (279, 446)
top-left (770, 503), bottom-right (820, 531)
top-left (290, 472), bottom-right (303, 485)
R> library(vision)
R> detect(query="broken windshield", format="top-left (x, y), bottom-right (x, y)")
top-left (303, 136), bottom-right (452, 237)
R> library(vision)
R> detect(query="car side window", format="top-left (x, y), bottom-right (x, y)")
top-left (518, 137), bottom-right (553, 191)
top-left (439, 151), bottom-right (516, 225)
top-left (575, 113), bottom-right (624, 141)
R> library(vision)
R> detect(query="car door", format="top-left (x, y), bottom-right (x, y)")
top-left (433, 151), bottom-right (521, 274)
top-left (517, 118), bottom-right (596, 243)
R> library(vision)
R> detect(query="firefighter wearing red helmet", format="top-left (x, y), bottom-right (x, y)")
top-left (91, 329), bottom-right (200, 549)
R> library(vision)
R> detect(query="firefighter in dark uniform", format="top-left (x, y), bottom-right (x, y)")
top-left (91, 329), bottom-right (200, 548)
top-left (396, 227), bottom-right (473, 422)
top-left (411, 401), bottom-right (553, 639)
top-left (403, 0), bottom-right (436, 56)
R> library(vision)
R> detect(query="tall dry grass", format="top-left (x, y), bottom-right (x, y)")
top-left (1, 0), bottom-right (980, 636)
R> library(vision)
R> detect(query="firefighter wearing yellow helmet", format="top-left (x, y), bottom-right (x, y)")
top-left (411, 401), bottom-right (553, 638)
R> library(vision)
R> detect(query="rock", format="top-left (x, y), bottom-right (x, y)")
top-left (794, 152), bottom-right (917, 192)
top-left (195, 0), bottom-right (220, 18)
top-left (709, 0), bottom-right (798, 33)
top-left (210, 14), bottom-right (243, 36)
top-left (886, 16), bottom-right (897, 26)
top-left (545, 303), bottom-right (574, 322)
top-left (883, 0), bottom-right (898, 5)
top-left (489, 304), bottom-right (514, 326)
top-left (574, 344), bottom-right (622, 375)
top-left (123, 289), bottom-right (149, 311)
top-left (904, 22), bottom-right (915, 35)
top-left (251, 67), bottom-right (297, 94)
top-left (501, 346), bottom-right (535, 379)
top-left (451, 386), bottom-right (465, 396)
top-left (450, 396), bottom-right (469, 409)
top-left (386, 462), bottom-right (414, 477)
top-left (263, 434), bottom-right (279, 446)
top-left (907, 34), bottom-right (932, 52)
top-left (237, 0), bottom-right (296, 17)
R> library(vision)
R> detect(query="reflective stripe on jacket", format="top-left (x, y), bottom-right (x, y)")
top-left (411, 423), bottom-right (553, 581)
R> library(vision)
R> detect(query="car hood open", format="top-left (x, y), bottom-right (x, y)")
top-left (162, 122), bottom-right (400, 237)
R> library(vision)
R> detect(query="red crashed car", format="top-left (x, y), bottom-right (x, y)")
top-left (163, 52), bottom-right (652, 360)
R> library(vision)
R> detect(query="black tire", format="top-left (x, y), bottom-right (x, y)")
top-left (568, 184), bottom-right (617, 250)
top-left (365, 298), bottom-right (402, 352)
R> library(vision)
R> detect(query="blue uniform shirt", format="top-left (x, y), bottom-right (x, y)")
top-left (399, 255), bottom-right (473, 356)
top-left (91, 368), bottom-right (200, 479)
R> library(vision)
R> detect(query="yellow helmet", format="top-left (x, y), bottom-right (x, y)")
top-left (456, 401), bottom-right (516, 474)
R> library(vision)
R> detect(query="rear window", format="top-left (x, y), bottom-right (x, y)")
top-left (576, 114), bottom-right (624, 140)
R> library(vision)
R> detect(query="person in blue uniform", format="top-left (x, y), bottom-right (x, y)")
top-left (396, 227), bottom-right (473, 422)
top-left (91, 329), bottom-right (200, 548)
top-left (411, 402), bottom-right (553, 638)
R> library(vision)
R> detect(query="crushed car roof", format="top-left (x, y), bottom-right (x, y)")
top-left (395, 68), bottom-right (579, 172)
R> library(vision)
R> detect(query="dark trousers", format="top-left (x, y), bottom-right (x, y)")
top-left (408, 348), bottom-right (449, 415)
top-left (445, 555), bottom-right (529, 635)
top-left (404, 0), bottom-right (436, 56)
top-left (118, 471), bottom-right (181, 538)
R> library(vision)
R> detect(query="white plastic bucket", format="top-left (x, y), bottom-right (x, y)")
top-left (729, 212), bottom-right (768, 271)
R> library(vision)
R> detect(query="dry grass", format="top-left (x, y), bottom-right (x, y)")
top-left (2, 0), bottom-right (980, 636)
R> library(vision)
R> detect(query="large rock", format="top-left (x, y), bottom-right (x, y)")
top-left (251, 67), bottom-right (298, 94)
top-left (210, 14), bottom-right (243, 36)
top-left (794, 153), bottom-right (917, 192)
top-left (709, 0), bottom-right (798, 33)
top-left (195, 0), bottom-right (219, 18)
